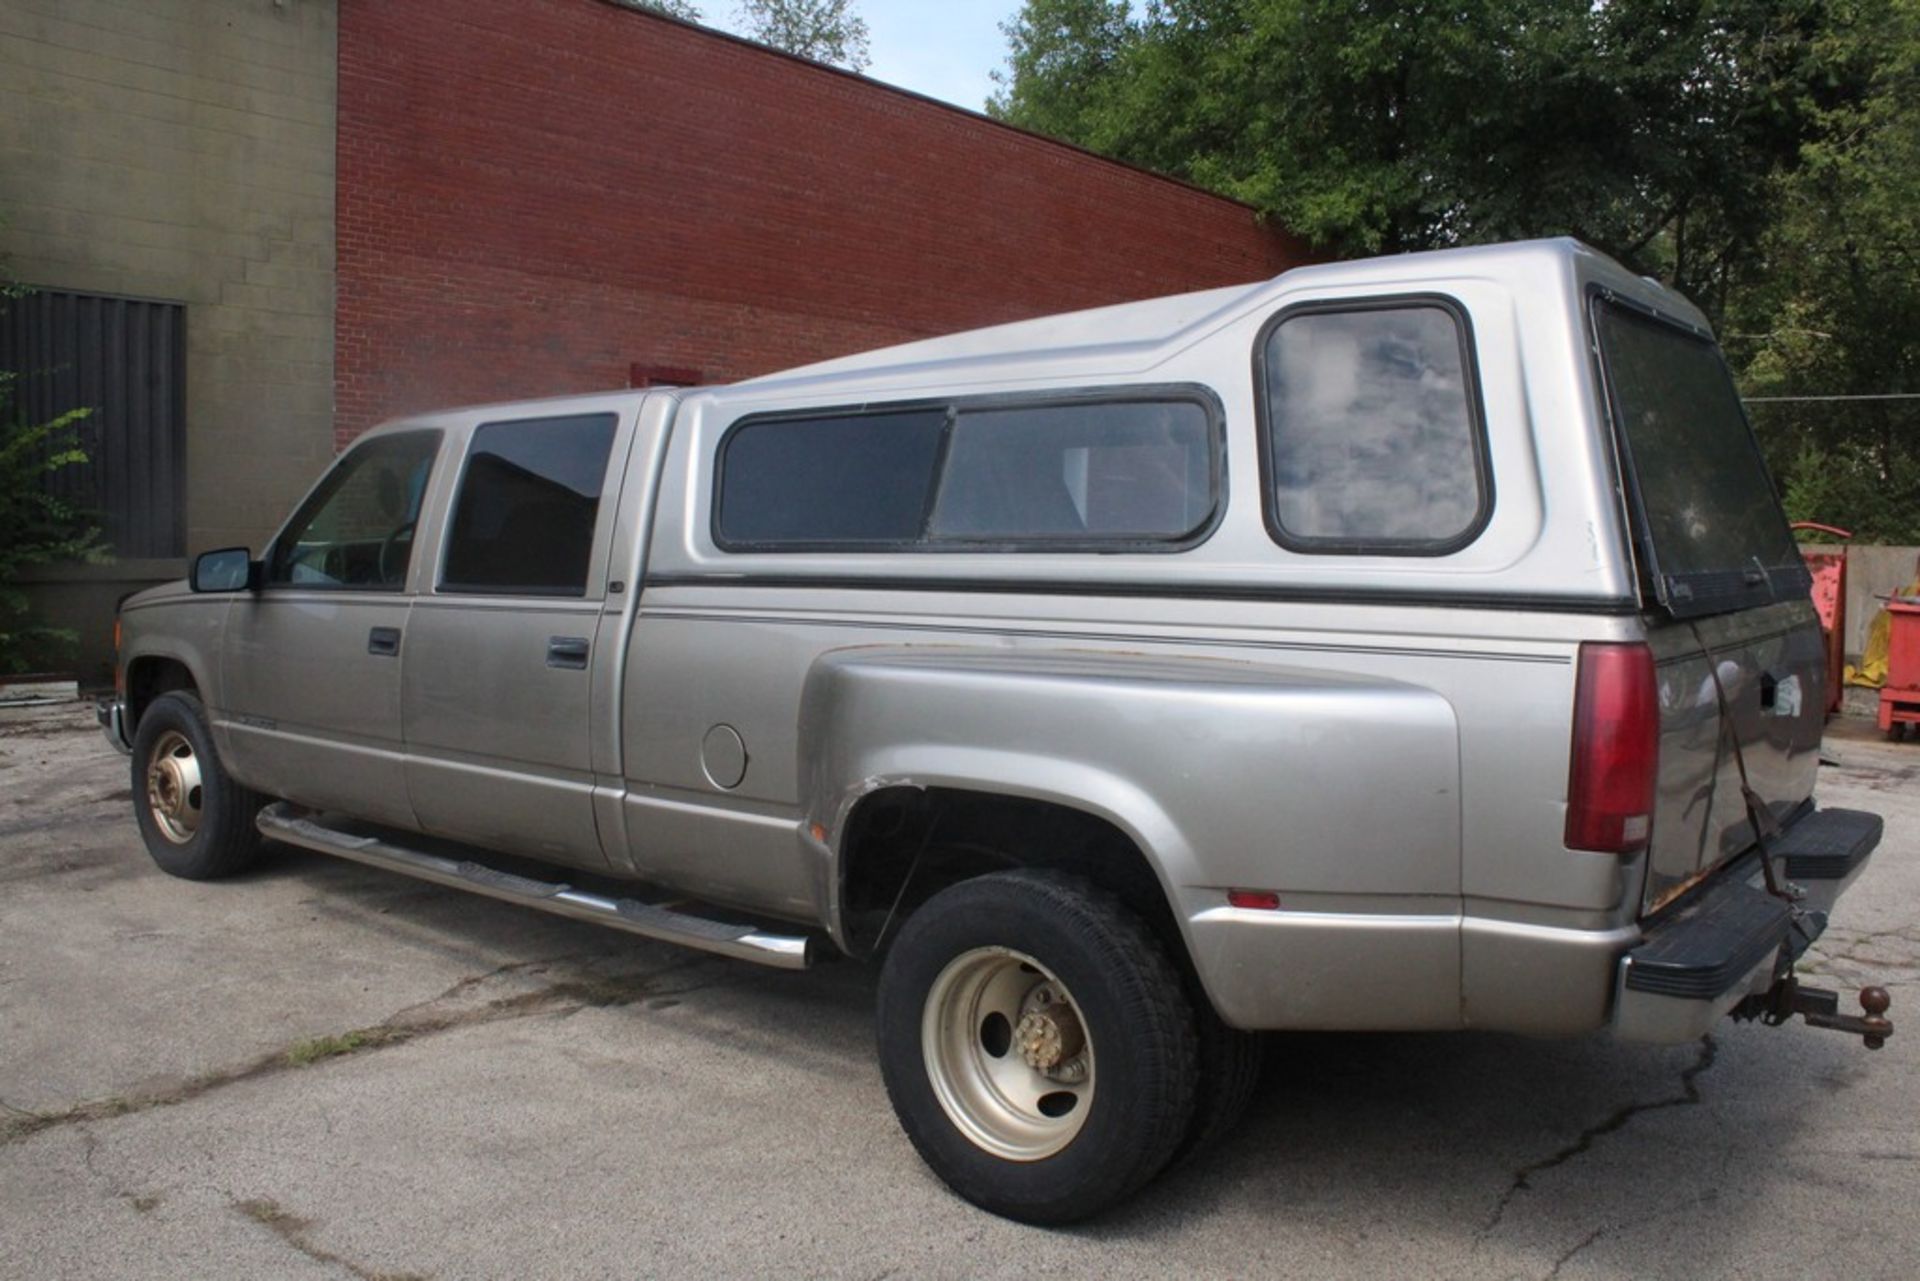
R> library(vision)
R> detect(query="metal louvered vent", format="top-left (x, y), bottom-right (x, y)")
top-left (0, 288), bottom-right (187, 558)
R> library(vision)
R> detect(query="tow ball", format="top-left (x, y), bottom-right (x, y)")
top-left (1735, 978), bottom-right (1893, 1050)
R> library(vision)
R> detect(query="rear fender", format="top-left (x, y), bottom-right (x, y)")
top-left (805, 742), bottom-right (1194, 948)
top-left (798, 646), bottom-right (1463, 1015)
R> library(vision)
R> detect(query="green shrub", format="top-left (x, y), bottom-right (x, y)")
top-left (0, 289), bottom-right (109, 673)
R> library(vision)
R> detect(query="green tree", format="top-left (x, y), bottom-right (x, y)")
top-left (989, 1), bottom-right (1134, 143)
top-left (1733, 0), bottom-right (1920, 540)
top-left (995, 2), bottom-right (1863, 308)
top-left (618, 0), bottom-right (706, 20)
top-left (735, 0), bottom-right (870, 70)
top-left (993, 0), bottom-right (1918, 541)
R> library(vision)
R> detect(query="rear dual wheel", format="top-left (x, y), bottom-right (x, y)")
top-left (877, 870), bottom-right (1202, 1224)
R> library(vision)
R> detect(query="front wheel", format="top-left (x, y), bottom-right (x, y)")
top-left (130, 691), bottom-right (266, 880)
top-left (876, 870), bottom-right (1197, 1223)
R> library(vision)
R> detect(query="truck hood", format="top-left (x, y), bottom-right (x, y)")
top-left (122, 579), bottom-right (194, 612)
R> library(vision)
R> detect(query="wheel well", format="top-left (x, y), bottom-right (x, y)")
top-left (126, 658), bottom-right (197, 731)
top-left (840, 786), bottom-right (1187, 966)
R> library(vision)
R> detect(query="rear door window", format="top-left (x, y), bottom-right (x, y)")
top-left (1258, 301), bottom-right (1490, 554)
top-left (440, 413), bottom-right (618, 596)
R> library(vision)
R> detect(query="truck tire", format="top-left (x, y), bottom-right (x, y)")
top-left (1174, 1005), bottom-right (1265, 1166)
top-left (876, 869), bottom-right (1197, 1223)
top-left (131, 691), bottom-right (266, 881)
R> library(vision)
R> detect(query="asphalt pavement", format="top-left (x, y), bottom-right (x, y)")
top-left (3, 700), bottom-right (1916, 1279)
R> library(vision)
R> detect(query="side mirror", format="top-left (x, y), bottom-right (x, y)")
top-left (190, 547), bottom-right (259, 593)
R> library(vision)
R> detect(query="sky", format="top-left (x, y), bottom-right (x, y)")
top-left (702, 2), bottom-right (1024, 114)
top-left (859, 0), bottom-right (1022, 113)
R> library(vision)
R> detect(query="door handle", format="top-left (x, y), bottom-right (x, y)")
top-left (368, 626), bottom-right (401, 657)
top-left (546, 636), bottom-right (590, 670)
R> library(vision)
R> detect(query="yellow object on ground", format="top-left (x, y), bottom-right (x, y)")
top-left (1848, 573), bottom-right (1920, 687)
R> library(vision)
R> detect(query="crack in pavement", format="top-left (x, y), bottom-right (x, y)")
top-left (1539, 1188), bottom-right (1721, 1281)
top-left (0, 812), bottom-right (128, 841)
top-left (1482, 1036), bottom-right (1719, 1234)
top-left (233, 1195), bottom-right (428, 1281)
top-left (78, 1123), bottom-right (160, 1214)
top-left (0, 953), bottom-right (718, 1149)
top-left (377, 952), bottom-right (607, 1025)
top-left (1817, 923), bottom-right (1920, 951)
top-left (1811, 952), bottom-right (1920, 981)
top-left (1545, 1223), bottom-right (1607, 1280)
top-left (1809, 923), bottom-right (1920, 975)
top-left (0, 719), bottom-right (101, 739)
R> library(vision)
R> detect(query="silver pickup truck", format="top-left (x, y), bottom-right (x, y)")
top-left (102, 238), bottom-right (1890, 1222)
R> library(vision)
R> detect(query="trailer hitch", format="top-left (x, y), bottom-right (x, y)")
top-left (1735, 977), bottom-right (1893, 1049)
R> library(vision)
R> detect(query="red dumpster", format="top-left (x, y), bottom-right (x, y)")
top-left (1880, 599), bottom-right (1920, 740)
top-left (1792, 522), bottom-right (1850, 716)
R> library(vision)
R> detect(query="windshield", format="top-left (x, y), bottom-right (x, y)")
top-left (1594, 301), bottom-right (1808, 618)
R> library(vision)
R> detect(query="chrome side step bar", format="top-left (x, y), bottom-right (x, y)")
top-left (256, 803), bottom-right (813, 970)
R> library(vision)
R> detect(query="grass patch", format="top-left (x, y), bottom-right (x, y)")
top-left (284, 1028), bottom-right (403, 1067)
top-left (238, 1196), bottom-right (307, 1230)
top-left (234, 1195), bottom-right (426, 1281)
top-left (5, 968), bottom-right (657, 1150)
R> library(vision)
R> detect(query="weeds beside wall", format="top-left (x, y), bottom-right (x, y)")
top-left (0, 271), bottom-right (107, 675)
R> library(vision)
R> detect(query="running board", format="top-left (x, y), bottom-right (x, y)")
top-left (256, 803), bottom-right (813, 970)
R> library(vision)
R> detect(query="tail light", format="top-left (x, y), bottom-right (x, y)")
top-left (1565, 642), bottom-right (1659, 854)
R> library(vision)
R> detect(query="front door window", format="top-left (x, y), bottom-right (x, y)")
top-left (265, 431), bottom-right (440, 590)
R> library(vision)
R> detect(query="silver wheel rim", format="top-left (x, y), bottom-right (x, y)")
top-left (921, 946), bottom-right (1095, 1161)
top-left (144, 729), bottom-right (203, 845)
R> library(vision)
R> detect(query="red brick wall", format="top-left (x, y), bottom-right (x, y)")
top-left (334, 0), bottom-right (1308, 446)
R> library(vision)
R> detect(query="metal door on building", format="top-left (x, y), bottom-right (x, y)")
top-left (0, 288), bottom-right (187, 559)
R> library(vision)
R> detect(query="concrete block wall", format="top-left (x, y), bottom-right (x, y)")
top-left (1, 0), bottom-right (339, 551)
top-left (334, 0), bottom-right (1308, 443)
top-left (0, 0), bottom-right (338, 677)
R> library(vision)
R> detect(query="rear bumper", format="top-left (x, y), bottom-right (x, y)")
top-left (1776, 807), bottom-right (1881, 919)
top-left (1186, 806), bottom-right (1879, 1038)
top-left (1613, 807), bottom-right (1882, 1044)
top-left (96, 695), bottom-right (131, 755)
